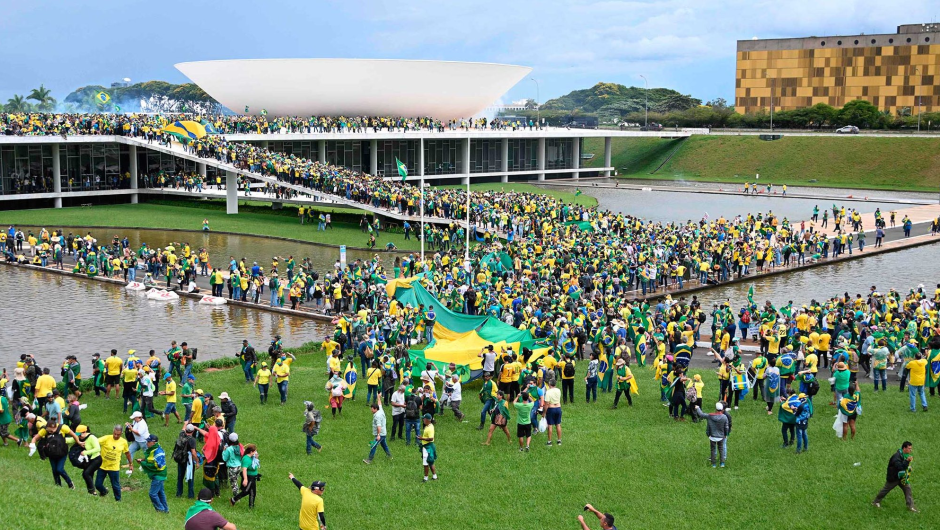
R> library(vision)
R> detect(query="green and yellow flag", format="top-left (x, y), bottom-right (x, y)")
top-left (396, 158), bottom-right (408, 181)
top-left (95, 91), bottom-right (111, 105)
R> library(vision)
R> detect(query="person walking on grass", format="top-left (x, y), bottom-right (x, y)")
top-left (230, 443), bottom-right (259, 508)
top-left (415, 413), bottom-right (437, 482)
top-left (96, 424), bottom-right (134, 501)
top-left (29, 417), bottom-right (82, 488)
top-left (222, 433), bottom-right (244, 499)
top-left (137, 434), bottom-right (169, 513)
top-left (544, 379), bottom-right (563, 446)
top-left (304, 401), bottom-right (323, 455)
top-left (693, 402), bottom-right (729, 468)
top-left (482, 390), bottom-right (512, 445)
top-left (363, 402), bottom-right (391, 464)
top-left (872, 441), bottom-right (917, 512)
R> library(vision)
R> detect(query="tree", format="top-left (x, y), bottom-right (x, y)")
top-left (705, 98), bottom-right (729, 110)
top-left (837, 99), bottom-right (885, 129)
top-left (523, 98), bottom-right (538, 110)
top-left (27, 84), bottom-right (56, 112)
top-left (6, 94), bottom-right (30, 112)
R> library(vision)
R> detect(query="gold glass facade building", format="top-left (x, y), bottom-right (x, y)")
top-left (736, 23), bottom-right (940, 115)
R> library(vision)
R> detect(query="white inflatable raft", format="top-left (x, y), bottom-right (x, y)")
top-left (199, 295), bottom-right (227, 305)
top-left (125, 281), bottom-right (146, 291)
top-left (146, 288), bottom-right (179, 301)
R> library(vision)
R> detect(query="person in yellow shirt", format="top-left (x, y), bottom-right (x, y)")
top-left (34, 368), bottom-right (57, 401)
top-left (121, 363), bottom-right (139, 413)
top-left (274, 352), bottom-right (296, 405)
top-left (289, 472), bottom-right (327, 530)
top-left (104, 349), bottom-right (124, 398)
top-left (95, 424), bottom-right (134, 500)
top-left (30, 418), bottom-right (83, 488)
top-left (254, 362), bottom-right (272, 404)
top-left (191, 390), bottom-right (205, 426)
top-left (557, 354), bottom-right (576, 404)
top-left (158, 374), bottom-right (181, 426)
top-left (907, 353), bottom-right (929, 412)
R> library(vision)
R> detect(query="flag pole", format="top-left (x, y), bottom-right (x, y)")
top-left (420, 175), bottom-right (425, 263)
top-left (465, 179), bottom-right (470, 272)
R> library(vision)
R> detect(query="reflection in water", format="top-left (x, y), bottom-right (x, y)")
top-left (0, 266), bottom-right (331, 368)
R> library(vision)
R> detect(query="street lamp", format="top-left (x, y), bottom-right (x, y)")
top-left (530, 78), bottom-right (540, 128)
top-left (639, 75), bottom-right (649, 128)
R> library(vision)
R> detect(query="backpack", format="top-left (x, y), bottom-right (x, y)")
top-left (741, 311), bottom-right (751, 324)
top-left (805, 378), bottom-right (820, 397)
top-left (269, 277), bottom-right (277, 289)
top-left (44, 427), bottom-right (68, 459)
top-left (697, 312), bottom-right (707, 324)
top-left (172, 432), bottom-right (190, 464)
top-left (563, 362), bottom-right (575, 378)
top-left (68, 443), bottom-right (87, 469)
top-left (404, 397), bottom-right (419, 420)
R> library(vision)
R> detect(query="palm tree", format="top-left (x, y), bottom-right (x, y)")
top-left (27, 84), bottom-right (56, 112)
top-left (6, 94), bottom-right (29, 112)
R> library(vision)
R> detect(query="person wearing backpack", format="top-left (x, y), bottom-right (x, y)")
top-left (138, 434), bottom-right (169, 513)
top-left (559, 354), bottom-right (577, 404)
top-left (174, 424), bottom-right (199, 498)
top-left (302, 402), bottom-right (323, 455)
top-left (30, 417), bottom-right (83, 488)
top-left (403, 392), bottom-right (421, 445)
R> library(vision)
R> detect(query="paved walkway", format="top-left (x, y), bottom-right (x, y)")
top-left (810, 203), bottom-right (940, 237)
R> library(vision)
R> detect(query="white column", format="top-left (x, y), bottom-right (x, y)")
top-left (603, 137), bottom-right (612, 178)
top-left (417, 138), bottom-right (425, 178)
top-left (129, 144), bottom-right (138, 204)
top-left (501, 138), bottom-right (509, 183)
top-left (226, 171), bottom-right (238, 214)
top-left (198, 162), bottom-right (207, 178)
top-left (537, 138), bottom-right (546, 181)
top-left (370, 139), bottom-right (378, 175)
top-left (461, 138), bottom-right (470, 185)
top-left (52, 144), bottom-right (62, 208)
top-left (318, 140), bottom-right (326, 164)
top-left (571, 137), bottom-right (580, 179)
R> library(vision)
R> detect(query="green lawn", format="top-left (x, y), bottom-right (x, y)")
top-left (582, 137), bottom-right (683, 175)
top-left (2, 344), bottom-right (934, 529)
top-left (442, 182), bottom-right (598, 207)
top-left (0, 202), bottom-right (423, 251)
top-left (604, 135), bottom-right (940, 192)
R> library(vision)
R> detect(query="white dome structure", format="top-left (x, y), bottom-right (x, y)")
top-left (175, 59), bottom-right (532, 118)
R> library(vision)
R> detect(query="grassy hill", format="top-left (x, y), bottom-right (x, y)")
top-left (587, 135), bottom-right (940, 192)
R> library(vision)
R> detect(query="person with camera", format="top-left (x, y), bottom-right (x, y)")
top-left (578, 504), bottom-right (617, 530)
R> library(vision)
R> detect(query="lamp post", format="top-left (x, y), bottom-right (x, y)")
top-left (639, 75), bottom-right (649, 128)
top-left (530, 78), bottom-right (540, 128)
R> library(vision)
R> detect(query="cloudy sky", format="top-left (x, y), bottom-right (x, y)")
top-left (1, 0), bottom-right (937, 107)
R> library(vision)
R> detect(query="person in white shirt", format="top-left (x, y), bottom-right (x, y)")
top-left (390, 386), bottom-right (406, 440)
top-left (126, 411), bottom-right (150, 456)
top-left (442, 374), bottom-right (464, 421)
top-left (139, 369), bottom-right (162, 419)
top-left (479, 346), bottom-right (497, 376)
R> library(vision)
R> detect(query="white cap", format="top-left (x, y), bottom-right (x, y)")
top-left (130, 411), bottom-right (143, 419)
top-left (219, 392), bottom-right (230, 400)
top-left (715, 402), bottom-right (725, 411)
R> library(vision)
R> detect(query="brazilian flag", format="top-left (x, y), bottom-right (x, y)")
top-left (343, 361), bottom-right (358, 399)
top-left (838, 395), bottom-right (859, 417)
top-left (95, 91), bottom-right (111, 105)
top-left (396, 158), bottom-right (408, 182)
top-left (928, 349), bottom-right (940, 389)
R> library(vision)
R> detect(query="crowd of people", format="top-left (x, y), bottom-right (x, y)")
top-left (0, 112), bottom-right (545, 138)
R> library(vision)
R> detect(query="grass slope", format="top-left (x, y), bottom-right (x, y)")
top-left (617, 135), bottom-right (940, 191)
top-left (1, 346), bottom-right (935, 530)
top-left (0, 202), bottom-right (422, 251)
top-left (582, 137), bottom-right (681, 175)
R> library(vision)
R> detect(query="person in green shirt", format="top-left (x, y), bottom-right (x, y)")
top-left (0, 394), bottom-right (19, 446)
top-left (833, 362), bottom-right (851, 404)
top-left (181, 376), bottom-right (195, 422)
top-left (513, 390), bottom-right (535, 452)
top-left (482, 391), bottom-right (511, 446)
top-left (75, 425), bottom-right (100, 493)
top-left (231, 443), bottom-right (259, 508)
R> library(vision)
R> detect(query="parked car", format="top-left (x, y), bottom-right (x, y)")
top-left (836, 125), bottom-right (859, 134)
top-left (640, 123), bottom-right (664, 131)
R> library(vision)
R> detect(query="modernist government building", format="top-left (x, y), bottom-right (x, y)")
top-left (736, 23), bottom-right (940, 115)
top-left (1, 59), bottom-right (692, 211)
